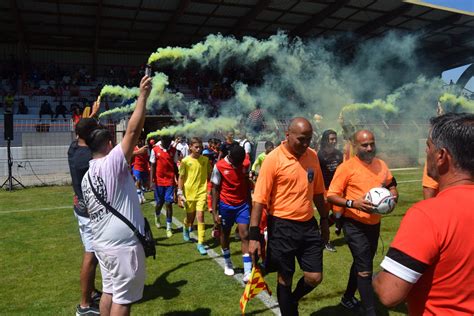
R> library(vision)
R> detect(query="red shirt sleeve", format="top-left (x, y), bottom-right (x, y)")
top-left (391, 206), bottom-right (439, 265)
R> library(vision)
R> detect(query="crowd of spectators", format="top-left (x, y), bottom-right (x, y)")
top-left (1, 56), bottom-right (268, 119)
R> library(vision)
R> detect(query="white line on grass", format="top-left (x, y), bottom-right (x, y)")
top-left (2, 205), bottom-right (280, 313)
top-left (390, 167), bottom-right (420, 171)
top-left (170, 216), bottom-right (281, 315)
top-left (398, 179), bottom-right (422, 183)
top-left (0, 206), bottom-right (70, 214)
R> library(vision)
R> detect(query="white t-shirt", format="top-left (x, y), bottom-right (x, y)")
top-left (82, 144), bottom-right (145, 250)
top-left (239, 139), bottom-right (252, 154)
top-left (176, 142), bottom-right (189, 157)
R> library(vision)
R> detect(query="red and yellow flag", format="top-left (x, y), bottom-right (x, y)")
top-left (239, 266), bottom-right (272, 315)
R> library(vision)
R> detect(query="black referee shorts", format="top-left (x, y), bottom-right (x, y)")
top-left (265, 216), bottom-right (323, 277)
top-left (343, 217), bottom-right (380, 273)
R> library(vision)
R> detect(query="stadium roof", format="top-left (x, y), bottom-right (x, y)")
top-left (2, 0), bottom-right (473, 70)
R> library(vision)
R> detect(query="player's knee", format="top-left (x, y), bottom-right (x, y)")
top-left (239, 227), bottom-right (249, 240)
top-left (358, 271), bottom-right (372, 278)
top-left (305, 273), bottom-right (322, 287)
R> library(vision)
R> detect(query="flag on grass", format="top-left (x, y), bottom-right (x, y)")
top-left (239, 266), bottom-right (272, 315)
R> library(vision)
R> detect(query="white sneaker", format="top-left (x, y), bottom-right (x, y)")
top-left (224, 262), bottom-right (234, 276)
top-left (243, 272), bottom-right (251, 283)
top-left (155, 214), bottom-right (161, 229)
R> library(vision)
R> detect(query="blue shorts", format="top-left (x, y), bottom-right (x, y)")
top-left (154, 186), bottom-right (175, 205)
top-left (219, 201), bottom-right (250, 230)
top-left (133, 169), bottom-right (148, 182)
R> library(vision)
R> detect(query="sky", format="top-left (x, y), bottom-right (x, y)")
top-left (424, 0), bottom-right (474, 92)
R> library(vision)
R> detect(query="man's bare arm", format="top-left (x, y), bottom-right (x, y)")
top-left (373, 270), bottom-right (413, 307)
top-left (121, 76), bottom-right (152, 163)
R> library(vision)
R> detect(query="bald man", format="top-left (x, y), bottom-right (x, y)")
top-left (250, 117), bottom-right (329, 316)
top-left (327, 130), bottom-right (398, 316)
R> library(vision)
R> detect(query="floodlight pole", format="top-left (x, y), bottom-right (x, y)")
top-left (1, 139), bottom-right (25, 191)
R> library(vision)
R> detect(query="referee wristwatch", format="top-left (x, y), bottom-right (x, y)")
top-left (345, 199), bottom-right (354, 208)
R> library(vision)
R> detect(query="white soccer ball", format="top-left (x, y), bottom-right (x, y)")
top-left (365, 187), bottom-right (396, 214)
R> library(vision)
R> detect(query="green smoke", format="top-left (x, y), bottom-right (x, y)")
top-left (342, 100), bottom-right (398, 115)
top-left (147, 117), bottom-right (239, 139)
top-left (100, 85), bottom-right (139, 99)
top-left (99, 73), bottom-right (172, 118)
top-left (147, 33), bottom-right (286, 69)
top-left (439, 93), bottom-right (474, 113)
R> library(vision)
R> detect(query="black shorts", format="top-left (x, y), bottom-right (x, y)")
top-left (343, 217), bottom-right (380, 273)
top-left (265, 216), bottom-right (323, 277)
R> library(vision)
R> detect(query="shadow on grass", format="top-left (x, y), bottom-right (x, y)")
top-left (139, 257), bottom-right (213, 303)
top-left (162, 307), bottom-right (211, 315)
top-left (245, 305), bottom-right (280, 315)
top-left (311, 304), bottom-right (391, 316)
top-left (310, 300), bottom-right (406, 315)
top-left (329, 236), bottom-right (347, 247)
top-left (310, 304), bottom-right (356, 316)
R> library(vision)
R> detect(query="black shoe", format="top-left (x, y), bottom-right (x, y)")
top-left (335, 219), bottom-right (342, 236)
top-left (340, 295), bottom-right (361, 311)
top-left (76, 304), bottom-right (100, 316)
top-left (324, 242), bottom-right (337, 252)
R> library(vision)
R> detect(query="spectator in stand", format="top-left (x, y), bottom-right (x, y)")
top-left (4, 92), bottom-right (14, 113)
top-left (55, 101), bottom-right (69, 121)
top-left (62, 73), bottom-right (71, 89)
top-left (17, 98), bottom-right (28, 115)
top-left (72, 106), bottom-right (83, 126)
top-left (39, 99), bottom-right (54, 120)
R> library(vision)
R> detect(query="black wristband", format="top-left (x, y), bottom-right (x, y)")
top-left (249, 226), bottom-right (261, 241)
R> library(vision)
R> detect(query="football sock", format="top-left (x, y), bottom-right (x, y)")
top-left (358, 273), bottom-right (376, 316)
top-left (242, 253), bottom-right (252, 275)
top-left (166, 218), bottom-right (172, 230)
top-left (292, 276), bottom-right (315, 302)
top-left (197, 222), bottom-right (205, 244)
top-left (222, 248), bottom-right (231, 264)
top-left (277, 283), bottom-right (298, 316)
top-left (344, 263), bottom-right (358, 299)
top-left (136, 189), bottom-right (141, 197)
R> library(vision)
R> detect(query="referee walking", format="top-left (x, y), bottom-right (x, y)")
top-left (249, 117), bottom-right (329, 316)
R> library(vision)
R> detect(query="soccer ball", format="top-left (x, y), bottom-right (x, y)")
top-left (365, 187), bottom-right (396, 214)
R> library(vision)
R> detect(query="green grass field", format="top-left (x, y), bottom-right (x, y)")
top-left (0, 169), bottom-right (423, 315)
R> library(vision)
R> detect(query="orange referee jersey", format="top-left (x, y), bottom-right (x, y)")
top-left (422, 164), bottom-right (439, 190)
top-left (253, 141), bottom-right (325, 222)
top-left (327, 155), bottom-right (393, 225)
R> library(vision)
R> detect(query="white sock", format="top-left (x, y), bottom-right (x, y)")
top-left (243, 253), bottom-right (252, 275)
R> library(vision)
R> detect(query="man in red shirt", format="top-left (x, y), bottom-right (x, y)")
top-left (150, 135), bottom-right (179, 237)
top-left (373, 113), bottom-right (474, 315)
top-left (211, 145), bottom-right (252, 281)
top-left (132, 139), bottom-right (149, 204)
